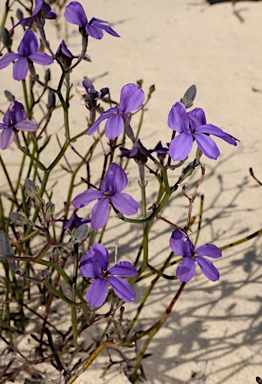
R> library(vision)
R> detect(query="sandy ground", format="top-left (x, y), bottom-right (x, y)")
top-left (1, 0), bottom-right (262, 383)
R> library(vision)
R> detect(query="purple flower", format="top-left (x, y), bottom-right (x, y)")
top-left (56, 40), bottom-right (74, 69)
top-left (64, 1), bottom-right (120, 39)
top-left (87, 83), bottom-right (145, 139)
top-left (170, 230), bottom-right (222, 282)
top-left (14, 0), bottom-right (57, 28)
top-left (0, 29), bottom-right (53, 81)
top-left (168, 102), bottom-right (239, 161)
top-left (52, 211), bottom-right (90, 230)
top-left (79, 77), bottom-right (109, 108)
top-left (0, 101), bottom-right (38, 150)
top-left (71, 163), bottom-right (139, 229)
top-left (80, 243), bottom-right (137, 308)
top-left (119, 140), bottom-right (168, 164)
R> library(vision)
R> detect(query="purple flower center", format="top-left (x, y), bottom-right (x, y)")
top-left (102, 270), bottom-right (111, 279)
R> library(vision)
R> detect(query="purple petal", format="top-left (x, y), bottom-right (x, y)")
top-left (15, 120), bottom-right (38, 132)
top-left (0, 53), bottom-right (20, 70)
top-left (86, 279), bottom-right (108, 308)
top-left (13, 58), bottom-right (28, 80)
top-left (119, 84), bottom-right (144, 115)
top-left (168, 102), bottom-right (191, 134)
top-left (32, 0), bottom-right (43, 15)
top-left (104, 114), bottom-right (124, 139)
top-left (82, 76), bottom-right (95, 92)
top-left (64, 1), bottom-right (88, 27)
top-left (91, 198), bottom-right (109, 229)
top-left (188, 107), bottom-right (206, 126)
top-left (80, 243), bottom-right (109, 277)
top-left (29, 52), bottom-right (53, 65)
top-left (194, 133), bottom-right (220, 159)
top-left (108, 261), bottom-right (138, 277)
top-left (71, 190), bottom-right (103, 208)
top-left (107, 276), bottom-right (136, 302)
top-left (169, 132), bottom-right (193, 161)
top-left (197, 124), bottom-right (239, 146)
top-left (195, 244), bottom-right (222, 259)
top-left (101, 163), bottom-right (128, 193)
top-left (85, 23), bottom-right (104, 39)
top-left (176, 257), bottom-right (196, 282)
top-left (87, 106), bottom-right (117, 135)
top-left (170, 230), bottom-right (194, 257)
top-left (80, 253), bottom-right (101, 278)
top-left (18, 30), bottom-right (40, 57)
top-left (111, 192), bottom-right (138, 215)
top-left (89, 17), bottom-right (120, 38)
top-left (195, 256), bottom-right (220, 282)
top-left (12, 101), bottom-right (26, 122)
top-left (0, 129), bottom-right (14, 150)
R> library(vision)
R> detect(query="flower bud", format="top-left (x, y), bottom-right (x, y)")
top-left (44, 202), bottom-right (55, 220)
top-left (10, 212), bottom-right (30, 226)
top-left (47, 91), bottom-right (56, 109)
top-left (16, 8), bottom-right (24, 20)
top-left (45, 68), bottom-right (51, 83)
top-left (72, 224), bottom-right (89, 243)
top-left (4, 90), bottom-right (15, 102)
top-left (180, 84), bottom-right (197, 109)
top-left (24, 179), bottom-right (45, 207)
top-left (1, 27), bottom-right (12, 49)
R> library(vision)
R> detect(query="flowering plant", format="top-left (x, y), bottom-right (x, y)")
top-left (0, 1), bottom-right (259, 383)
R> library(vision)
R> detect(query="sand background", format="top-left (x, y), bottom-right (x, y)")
top-left (1, 0), bottom-right (262, 383)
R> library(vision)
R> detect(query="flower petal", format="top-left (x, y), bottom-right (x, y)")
top-left (29, 52), bottom-right (54, 65)
top-left (194, 133), bottom-right (220, 159)
top-left (195, 244), bottom-right (222, 259)
top-left (107, 276), bottom-right (136, 302)
top-left (0, 53), bottom-right (20, 70)
top-left (170, 230), bottom-right (194, 257)
top-left (87, 106), bottom-right (118, 135)
top-left (86, 279), bottom-right (108, 308)
top-left (0, 129), bottom-right (14, 150)
top-left (18, 30), bottom-right (40, 57)
top-left (168, 102), bottom-right (190, 134)
top-left (104, 114), bottom-right (124, 139)
top-left (195, 256), bottom-right (220, 282)
top-left (13, 58), bottom-right (28, 80)
top-left (15, 120), bottom-right (38, 132)
top-left (80, 254), bottom-right (101, 278)
top-left (64, 1), bottom-right (88, 27)
top-left (71, 190), bottom-right (103, 208)
top-left (176, 256), bottom-right (196, 282)
top-left (85, 23), bottom-right (104, 39)
top-left (101, 163), bottom-right (128, 193)
top-left (169, 132), bottom-right (193, 161)
top-left (188, 107), bottom-right (207, 126)
top-left (119, 84), bottom-right (144, 115)
top-left (108, 261), bottom-right (138, 277)
top-left (197, 124), bottom-right (239, 146)
top-left (91, 198), bottom-right (109, 229)
top-left (111, 192), bottom-right (138, 215)
top-left (90, 243), bottom-right (109, 270)
top-left (89, 17), bottom-right (120, 38)
top-left (80, 244), bottom-right (109, 277)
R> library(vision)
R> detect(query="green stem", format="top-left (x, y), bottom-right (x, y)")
top-left (129, 282), bottom-right (186, 382)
